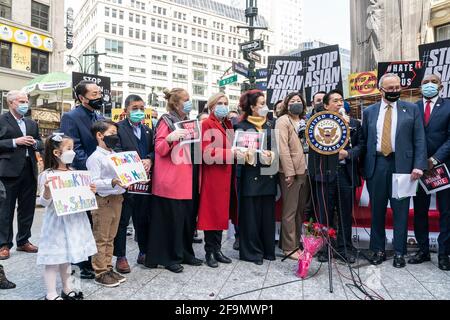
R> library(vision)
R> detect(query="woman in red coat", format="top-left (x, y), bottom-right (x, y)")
top-left (197, 93), bottom-right (239, 268)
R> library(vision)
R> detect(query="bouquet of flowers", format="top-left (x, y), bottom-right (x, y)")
top-left (296, 219), bottom-right (337, 279)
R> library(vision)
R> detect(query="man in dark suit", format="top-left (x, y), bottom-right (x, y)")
top-left (60, 80), bottom-right (105, 170)
top-left (60, 80), bottom-right (105, 279)
top-left (0, 91), bottom-right (43, 260)
top-left (410, 74), bottom-right (450, 271)
top-left (308, 90), bottom-right (363, 264)
top-left (362, 73), bottom-right (428, 268)
top-left (114, 95), bottom-right (154, 273)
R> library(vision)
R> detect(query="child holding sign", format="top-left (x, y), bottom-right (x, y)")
top-left (86, 120), bottom-right (126, 287)
top-left (38, 133), bottom-right (97, 300)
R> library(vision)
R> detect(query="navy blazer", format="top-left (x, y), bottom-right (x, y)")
top-left (0, 112), bottom-right (44, 179)
top-left (60, 105), bottom-right (104, 170)
top-left (116, 119), bottom-right (154, 161)
top-left (362, 100), bottom-right (428, 180)
top-left (416, 98), bottom-right (450, 168)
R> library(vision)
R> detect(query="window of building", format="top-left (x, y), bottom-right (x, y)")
top-left (119, 25), bottom-right (124, 36)
top-left (136, 29), bottom-right (140, 39)
top-left (31, 49), bottom-right (48, 74)
top-left (105, 23), bottom-right (110, 33)
top-left (142, 16), bottom-right (146, 25)
top-left (193, 85), bottom-right (206, 96)
top-left (105, 7), bottom-right (110, 16)
top-left (0, 41), bottom-right (11, 68)
top-left (119, 10), bottom-right (124, 19)
top-left (437, 24), bottom-right (450, 41)
top-left (112, 9), bottom-right (117, 18)
top-left (142, 30), bottom-right (146, 40)
top-left (112, 24), bottom-right (117, 34)
top-left (31, 1), bottom-right (49, 31)
top-left (136, 15), bottom-right (140, 24)
top-left (129, 13), bottom-right (133, 22)
top-left (105, 39), bottom-right (123, 54)
top-left (0, 0), bottom-right (12, 19)
top-left (129, 27), bottom-right (134, 38)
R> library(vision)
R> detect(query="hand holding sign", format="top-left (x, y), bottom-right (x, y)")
top-left (166, 129), bottom-right (189, 143)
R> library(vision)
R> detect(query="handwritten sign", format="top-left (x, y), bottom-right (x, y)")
top-left (47, 171), bottom-right (98, 216)
top-left (233, 131), bottom-right (265, 153)
top-left (419, 164), bottom-right (450, 195)
top-left (174, 120), bottom-right (201, 145)
top-left (108, 151), bottom-right (148, 187)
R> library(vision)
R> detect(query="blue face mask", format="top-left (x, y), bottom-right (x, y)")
top-left (129, 110), bottom-right (145, 124)
top-left (214, 104), bottom-right (229, 119)
top-left (17, 103), bottom-right (29, 116)
top-left (422, 82), bottom-right (440, 99)
top-left (183, 101), bottom-right (193, 114)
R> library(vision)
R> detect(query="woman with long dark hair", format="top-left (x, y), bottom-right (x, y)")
top-left (235, 90), bottom-right (278, 265)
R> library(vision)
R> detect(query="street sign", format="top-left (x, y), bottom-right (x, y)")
top-left (218, 74), bottom-right (238, 87)
top-left (256, 68), bottom-right (268, 79)
top-left (256, 82), bottom-right (267, 91)
top-left (244, 51), bottom-right (262, 63)
top-left (232, 61), bottom-right (249, 77)
top-left (240, 40), bottom-right (264, 52)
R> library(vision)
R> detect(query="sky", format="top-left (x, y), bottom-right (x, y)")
top-left (303, 0), bottom-right (351, 50)
top-left (64, 0), bottom-right (351, 50)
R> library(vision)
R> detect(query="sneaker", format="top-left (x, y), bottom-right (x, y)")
top-left (137, 253), bottom-right (146, 265)
top-left (94, 272), bottom-right (120, 288)
top-left (61, 291), bottom-right (84, 300)
top-left (126, 226), bottom-right (134, 237)
top-left (108, 270), bottom-right (126, 283)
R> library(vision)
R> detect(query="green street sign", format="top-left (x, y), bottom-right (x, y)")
top-left (218, 74), bottom-right (238, 87)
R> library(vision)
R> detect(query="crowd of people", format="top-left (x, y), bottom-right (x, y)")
top-left (0, 72), bottom-right (449, 300)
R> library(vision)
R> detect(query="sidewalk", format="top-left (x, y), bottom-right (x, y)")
top-left (1, 207), bottom-right (449, 300)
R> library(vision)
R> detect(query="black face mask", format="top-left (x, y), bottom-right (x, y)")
top-left (383, 91), bottom-right (401, 103)
top-left (314, 103), bottom-right (324, 113)
top-left (289, 103), bottom-right (304, 116)
top-left (104, 134), bottom-right (120, 149)
top-left (84, 97), bottom-right (104, 110)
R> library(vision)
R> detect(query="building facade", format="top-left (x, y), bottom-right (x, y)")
top-left (429, 0), bottom-right (450, 42)
top-left (287, 41), bottom-right (351, 99)
top-left (0, 0), bottom-right (65, 114)
top-left (67, 0), bottom-right (274, 114)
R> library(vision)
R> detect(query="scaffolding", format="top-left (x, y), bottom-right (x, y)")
top-left (350, 0), bottom-right (432, 73)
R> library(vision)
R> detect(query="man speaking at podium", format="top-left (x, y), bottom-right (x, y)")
top-left (308, 90), bottom-right (362, 264)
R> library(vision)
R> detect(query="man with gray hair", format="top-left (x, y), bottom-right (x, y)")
top-left (0, 90), bottom-right (43, 260)
top-left (362, 73), bottom-right (427, 268)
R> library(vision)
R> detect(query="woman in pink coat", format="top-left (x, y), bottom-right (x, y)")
top-left (145, 88), bottom-right (202, 273)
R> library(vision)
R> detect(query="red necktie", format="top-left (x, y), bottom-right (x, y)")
top-left (424, 100), bottom-right (432, 126)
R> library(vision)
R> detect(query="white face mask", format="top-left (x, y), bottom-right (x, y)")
top-left (60, 150), bottom-right (76, 164)
top-left (257, 105), bottom-right (270, 118)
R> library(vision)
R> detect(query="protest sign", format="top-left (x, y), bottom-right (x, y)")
top-left (419, 164), bottom-right (450, 195)
top-left (47, 171), bottom-right (97, 216)
top-left (233, 131), bottom-right (265, 153)
top-left (378, 61), bottom-right (423, 89)
top-left (348, 71), bottom-right (379, 97)
top-left (127, 182), bottom-right (152, 196)
top-left (174, 120), bottom-right (201, 145)
top-left (267, 45), bottom-right (342, 106)
top-left (108, 151), bottom-right (148, 187)
top-left (419, 40), bottom-right (450, 98)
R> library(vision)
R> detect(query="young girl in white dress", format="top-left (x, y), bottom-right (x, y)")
top-left (38, 133), bottom-right (97, 300)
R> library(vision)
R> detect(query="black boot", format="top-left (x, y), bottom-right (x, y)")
top-left (0, 265), bottom-right (16, 290)
top-left (205, 253), bottom-right (219, 268)
top-left (214, 251), bottom-right (232, 264)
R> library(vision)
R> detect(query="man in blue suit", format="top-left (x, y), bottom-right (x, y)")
top-left (362, 73), bottom-right (428, 268)
top-left (60, 80), bottom-right (105, 279)
top-left (409, 74), bottom-right (450, 271)
top-left (60, 80), bottom-right (105, 170)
